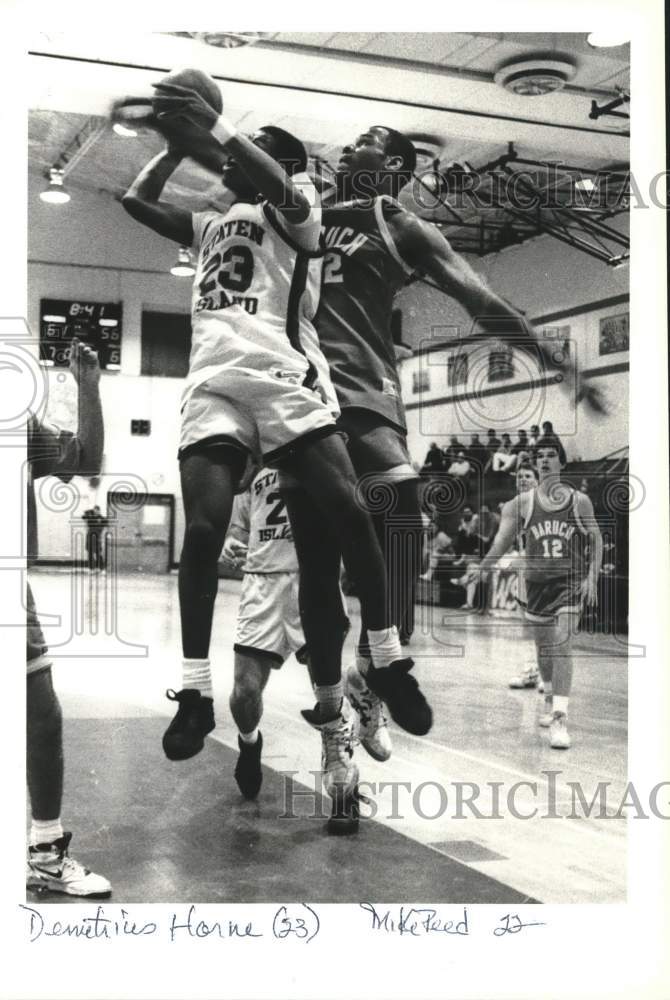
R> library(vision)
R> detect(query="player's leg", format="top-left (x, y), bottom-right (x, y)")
top-left (283, 431), bottom-right (432, 736)
top-left (26, 582), bottom-right (110, 897)
top-left (531, 611), bottom-right (574, 749)
top-left (163, 445), bottom-right (243, 761)
top-left (279, 482), bottom-right (360, 819)
top-left (229, 649), bottom-right (273, 799)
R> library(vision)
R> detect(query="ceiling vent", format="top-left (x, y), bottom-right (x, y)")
top-left (494, 57), bottom-right (577, 96)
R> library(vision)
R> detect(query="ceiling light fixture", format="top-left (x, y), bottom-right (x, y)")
top-left (40, 168), bottom-right (70, 204)
top-left (586, 32), bottom-right (629, 48)
top-left (494, 58), bottom-right (577, 96)
top-left (170, 247), bottom-right (196, 277)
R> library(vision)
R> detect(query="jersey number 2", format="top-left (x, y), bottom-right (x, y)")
top-left (323, 251), bottom-right (344, 284)
top-left (265, 492), bottom-right (288, 526)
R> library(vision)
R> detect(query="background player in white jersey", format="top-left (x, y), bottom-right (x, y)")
top-left (468, 437), bottom-right (602, 748)
top-left (121, 83), bottom-right (429, 822)
top-left (222, 468), bottom-right (310, 800)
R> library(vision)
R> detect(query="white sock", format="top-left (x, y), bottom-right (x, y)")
top-left (367, 626), bottom-right (402, 669)
top-left (182, 658), bottom-right (213, 698)
top-left (315, 681), bottom-right (343, 721)
top-left (239, 728), bottom-right (259, 744)
top-left (543, 682), bottom-right (553, 698)
top-left (553, 695), bottom-right (569, 715)
top-left (30, 817), bottom-right (64, 848)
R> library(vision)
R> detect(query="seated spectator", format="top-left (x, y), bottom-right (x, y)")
top-left (541, 420), bottom-right (567, 464)
top-left (472, 503), bottom-right (499, 553)
top-left (491, 434), bottom-right (517, 473)
top-left (528, 424), bottom-right (540, 449)
top-left (466, 433), bottom-right (488, 473)
top-left (511, 429), bottom-right (530, 457)
top-left (447, 450), bottom-right (471, 479)
top-left (443, 434), bottom-right (464, 466)
top-left (454, 507), bottom-right (480, 556)
top-left (486, 428), bottom-right (501, 456)
top-left (420, 521), bottom-right (455, 580)
top-left (422, 442), bottom-right (444, 474)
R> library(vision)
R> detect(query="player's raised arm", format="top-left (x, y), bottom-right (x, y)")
top-left (390, 212), bottom-right (535, 336)
top-left (576, 492), bottom-right (603, 607)
top-left (121, 149), bottom-right (194, 245)
top-left (152, 83), bottom-right (314, 226)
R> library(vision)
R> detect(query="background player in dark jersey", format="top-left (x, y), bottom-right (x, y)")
top-left (468, 437), bottom-right (602, 749)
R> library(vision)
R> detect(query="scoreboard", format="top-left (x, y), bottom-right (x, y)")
top-left (40, 298), bottom-right (123, 371)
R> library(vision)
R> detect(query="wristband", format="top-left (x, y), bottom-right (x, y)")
top-left (211, 115), bottom-right (238, 146)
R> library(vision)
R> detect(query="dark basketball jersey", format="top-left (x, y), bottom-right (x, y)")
top-left (316, 197), bottom-right (414, 430)
top-left (523, 487), bottom-right (588, 582)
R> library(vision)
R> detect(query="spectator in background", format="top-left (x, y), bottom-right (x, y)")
top-left (466, 433), bottom-right (488, 474)
top-left (82, 504), bottom-right (108, 572)
top-left (542, 421), bottom-right (567, 464)
top-left (512, 429), bottom-right (530, 459)
top-left (473, 503), bottom-right (499, 554)
top-left (447, 449), bottom-right (471, 481)
top-left (528, 425), bottom-right (540, 450)
top-left (422, 442), bottom-right (444, 474)
top-left (486, 428), bottom-right (501, 456)
top-left (491, 434), bottom-right (517, 474)
top-left (443, 434), bottom-right (464, 467)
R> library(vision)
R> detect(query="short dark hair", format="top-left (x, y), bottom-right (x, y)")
top-left (517, 461), bottom-right (539, 480)
top-left (259, 126), bottom-right (308, 175)
top-left (374, 126), bottom-right (417, 179)
top-left (535, 435), bottom-right (563, 458)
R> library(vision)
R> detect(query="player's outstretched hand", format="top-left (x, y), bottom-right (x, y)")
top-left (576, 377), bottom-right (609, 415)
top-left (69, 339), bottom-right (101, 389)
top-left (222, 536), bottom-right (248, 570)
top-left (152, 82), bottom-right (218, 131)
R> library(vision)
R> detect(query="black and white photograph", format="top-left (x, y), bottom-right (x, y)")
top-left (1, 9), bottom-right (668, 1000)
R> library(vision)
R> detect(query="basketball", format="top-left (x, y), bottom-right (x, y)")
top-left (154, 67), bottom-right (223, 115)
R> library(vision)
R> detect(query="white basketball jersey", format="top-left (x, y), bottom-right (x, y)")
top-left (230, 468), bottom-right (298, 574)
top-left (186, 177), bottom-right (337, 414)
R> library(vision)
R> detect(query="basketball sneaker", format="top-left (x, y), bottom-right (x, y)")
top-left (509, 667), bottom-right (540, 689)
top-left (365, 658), bottom-right (433, 736)
top-left (345, 663), bottom-right (392, 761)
top-left (327, 784), bottom-right (369, 836)
top-left (234, 732), bottom-right (263, 799)
top-left (549, 711), bottom-right (571, 749)
top-left (162, 688), bottom-right (215, 760)
top-left (26, 833), bottom-right (111, 898)
top-left (539, 696), bottom-right (553, 727)
top-left (301, 701), bottom-right (359, 802)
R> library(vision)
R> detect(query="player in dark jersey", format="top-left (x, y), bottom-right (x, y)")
top-left (280, 125), bottom-right (606, 761)
top-left (468, 437), bottom-right (602, 749)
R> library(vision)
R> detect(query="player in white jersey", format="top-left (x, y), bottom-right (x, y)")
top-left (122, 82), bottom-right (429, 826)
top-left (223, 468), bottom-right (308, 799)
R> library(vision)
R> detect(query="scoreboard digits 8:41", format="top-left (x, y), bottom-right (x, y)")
top-left (40, 298), bottom-right (123, 370)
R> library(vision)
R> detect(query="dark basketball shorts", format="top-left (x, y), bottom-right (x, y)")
top-left (27, 582), bottom-right (51, 675)
top-left (336, 407), bottom-right (416, 478)
top-left (524, 575), bottom-right (584, 622)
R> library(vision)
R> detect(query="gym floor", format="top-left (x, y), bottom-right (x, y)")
top-left (26, 568), bottom-right (627, 906)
